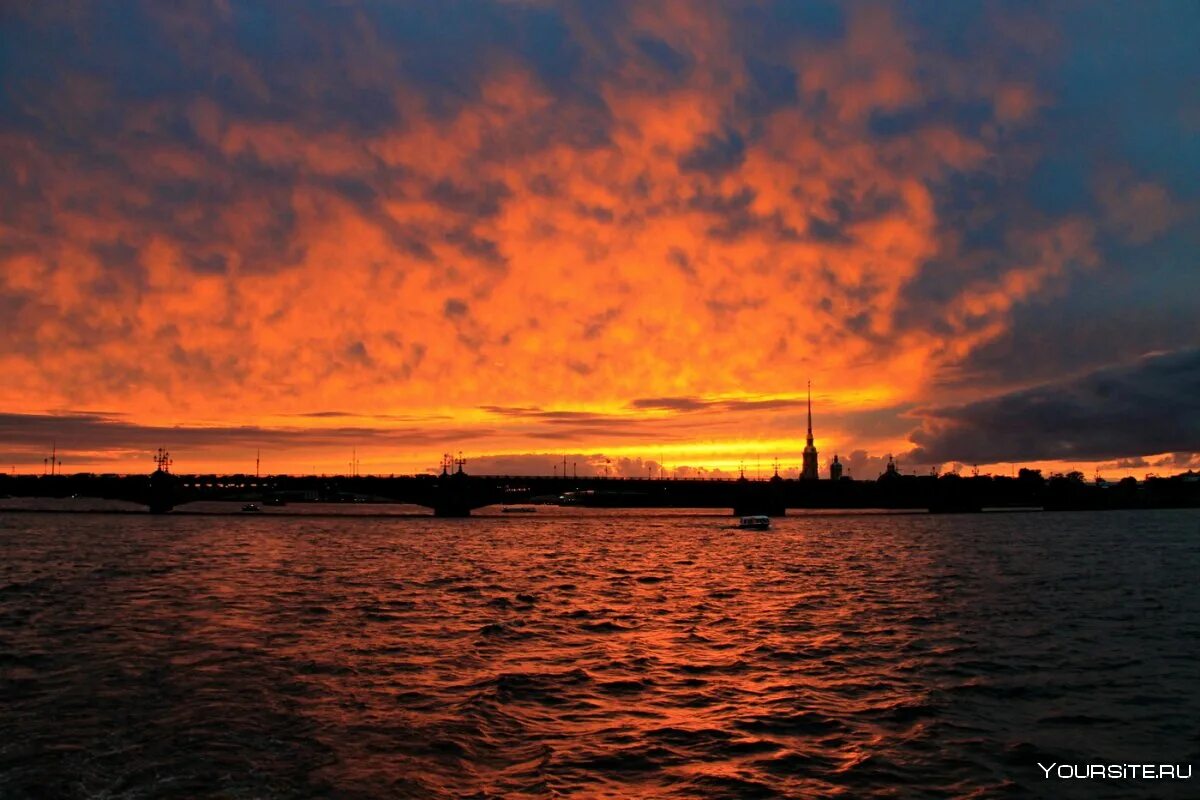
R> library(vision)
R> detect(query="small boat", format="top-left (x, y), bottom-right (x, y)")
top-left (738, 515), bottom-right (770, 530)
top-left (501, 506), bottom-right (537, 514)
top-left (241, 503), bottom-right (261, 513)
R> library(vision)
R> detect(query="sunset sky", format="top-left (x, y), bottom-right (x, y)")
top-left (1, 2), bottom-right (1197, 478)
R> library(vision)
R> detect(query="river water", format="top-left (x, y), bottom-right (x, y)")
top-left (1, 508), bottom-right (1198, 798)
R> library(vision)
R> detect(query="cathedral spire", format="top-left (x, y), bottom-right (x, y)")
top-left (807, 380), bottom-right (813, 441)
top-left (801, 380), bottom-right (819, 480)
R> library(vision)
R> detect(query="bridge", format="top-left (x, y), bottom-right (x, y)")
top-left (3, 461), bottom-right (1198, 515)
top-left (0, 467), bottom-right (841, 516)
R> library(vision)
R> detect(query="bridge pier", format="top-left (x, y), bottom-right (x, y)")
top-left (429, 466), bottom-right (482, 516)
top-left (732, 480), bottom-right (787, 517)
top-left (432, 501), bottom-right (473, 517)
top-left (147, 467), bottom-right (177, 514)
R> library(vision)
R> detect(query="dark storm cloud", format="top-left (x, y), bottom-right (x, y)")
top-left (629, 397), bottom-right (710, 413)
top-left (479, 406), bottom-right (616, 423)
top-left (889, 2), bottom-right (1199, 394)
top-left (908, 349), bottom-right (1200, 465)
top-left (629, 396), bottom-right (805, 414)
top-left (4, 2), bottom-right (1195, 292)
top-left (634, 35), bottom-right (693, 79)
top-left (427, 180), bottom-right (512, 218)
top-left (0, 411), bottom-right (494, 463)
top-left (477, 406), bottom-right (686, 442)
top-left (288, 410), bottom-right (453, 422)
top-left (683, 185), bottom-right (804, 244)
top-left (804, 184), bottom-right (905, 244)
top-left (444, 228), bottom-right (507, 268)
top-left (937, 230), bottom-right (1200, 390)
top-left (678, 128), bottom-right (746, 175)
top-left (1099, 453), bottom-right (1200, 472)
top-left (0, 0), bottom-right (568, 282)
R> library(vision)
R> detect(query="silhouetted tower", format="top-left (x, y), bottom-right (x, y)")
top-left (883, 454), bottom-right (899, 479)
top-left (830, 454), bottom-right (843, 481)
top-left (800, 382), bottom-right (820, 480)
top-left (154, 448), bottom-right (172, 474)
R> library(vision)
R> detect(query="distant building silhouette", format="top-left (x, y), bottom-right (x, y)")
top-left (801, 381), bottom-right (819, 480)
top-left (829, 453), bottom-right (842, 481)
top-left (880, 454), bottom-right (900, 481)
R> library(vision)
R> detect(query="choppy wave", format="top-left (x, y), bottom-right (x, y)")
top-left (1, 509), bottom-right (1198, 798)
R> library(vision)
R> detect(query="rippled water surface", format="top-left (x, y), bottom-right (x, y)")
top-left (2, 509), bottom-right (1199, 798)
